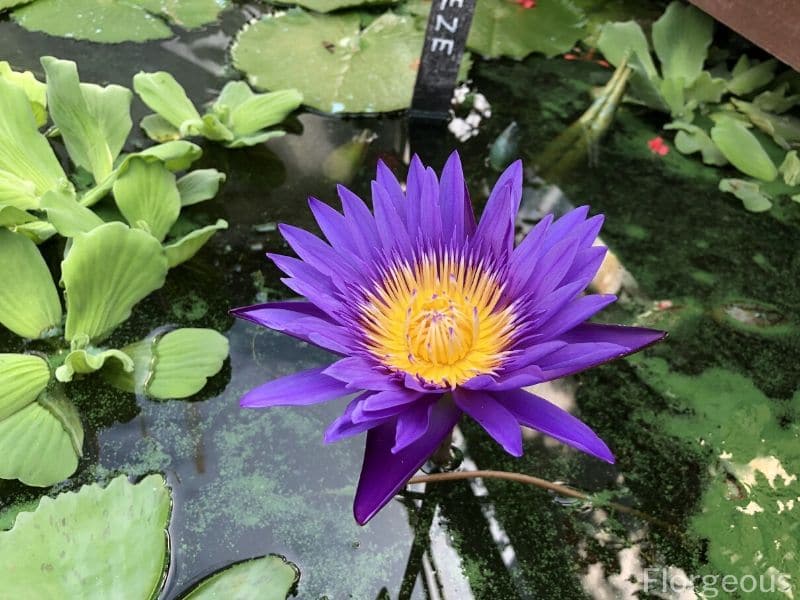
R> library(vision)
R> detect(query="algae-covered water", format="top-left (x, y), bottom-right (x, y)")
top-left (1, 5), bottom-right (798, 599)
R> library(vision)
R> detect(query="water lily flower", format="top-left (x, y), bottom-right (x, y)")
top-left (231, 152), bottom-right (665, 524)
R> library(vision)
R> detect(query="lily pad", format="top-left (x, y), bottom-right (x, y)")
top-left (0, 385), bottom-right (83, 486)
top-left (233, 9), bottom-right (426, 114)
top-left (182, 555), bottom-right (300, 600)
top-left (12, 0), bottom-right (230, 43)
top-left (0, 474), bottom-right (171, 597)
top-left (62, 222), bottom-right (168, 343)
top-left (710, 117), bottom-right (777, 181)
top-left (467, 0), bottom-right (585, 60)
top-left (164, 219), bottom-right (228, 268)
top-left (274, 0), bottom-right (396, 11)
top-left (104, 327), bottom-right (229, 399)
top-left (719, 178), bottom-right (773, 213)
top-left (112, 157), bottom-right (181, 242)
top-left (0, 229), bottom-right (62, 339)
top-left (0, 353), bottom-right (51, 421)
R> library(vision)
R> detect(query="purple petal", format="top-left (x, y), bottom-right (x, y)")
top-left (535, 294), bottom-right (617, 341)
top-left (267, 253), bottom-right (343, 309)
top-left (323, 356), bottom-right (398, 391)
top-left (462, 365), bottom-right (546, 391)
top-left (308, 197), bottom-right (360, 257)
top-left (509, 214), bottom-right (553, 295)
top-left (563, 246), bottom-right (607, 286)
top-left (453, 388), bottom-right (522, 456)
top-left (524, 236), bottom-right (581, 302)
top-left (438, 151), bottom-right (468, 240)
top-left (418, 167), bottom-right (442, 242)
top-left (240, 367), bottom-right (349, 408)
top-left (362, 388), bottom-right (424, 411)
top-left (558, 323), bottom-right (667, 348)
top-left (338, 185), bottom-right (380, 259)
top-left (354, 395), bottom-right (461, 524)
top-left (279, 224), bottom-right (359, 283)
top-left (324, 392), bottom-right (391, 443)
top-left (393, 400), bottom-right (433, 453)
top-left (493, 388), bottom-right (614, 463)
top-left (375, 160), bottom-right (406, 219)
top-left (475, 160), bottom-right (522, 255)
top-left (404, 155), bottom-right (426, 235)
top-left (372, 181), bottom-right (413, 257)
top-left (541, 206), bottom-right (590, 253)
top-left (503, 340), bottom-right (567, 371)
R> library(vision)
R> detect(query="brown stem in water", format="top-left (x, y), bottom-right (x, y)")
top-left (429, 430), bottom-right (453, 467)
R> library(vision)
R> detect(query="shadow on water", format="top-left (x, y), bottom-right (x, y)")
top-left (2, 4), bottom-right (799, 599)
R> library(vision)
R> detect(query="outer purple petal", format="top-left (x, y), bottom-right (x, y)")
top-left (354, 396), bottom-right (461, 524)
top-left (323, 356), bottom-right (398, 391)
top-left (439, 151), bottom-right (469, 241)
top-left (493, 388), bottom-right (614, 463)
top-left (392, 399), bottom-right (434, 453)
top-left (453, 388), bottom-right (523, 456)
top-left (308, 197), bottom-right (360, 258)
top-left (372, 181), bottom-right (413, 257)
top-left (475, 160), bottom-right (522, 255)
top-left (278, 224), bottom-right (361, 285)
top-left (535, 294), bottom-right (617, 340)
top-left (541, 206), bottom-right (590, 253)
top-left (324, 392), bottom-right (392, 443)
top-left (375, 160), bottom-right (406, 218)
top-left (240, 367), bottom-right (349, 408)
top-left (338, 185), bottom-right (381, 259)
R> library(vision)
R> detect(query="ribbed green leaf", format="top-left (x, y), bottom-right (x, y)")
top-left (0, 61), bottom-right (47, 128)
top-left (55, 346), bottom-right (134, 383)
top-left (719, 178), bottom-right (773, 213)
top-left (41, 188), bottom-right (105, 237)
top-left (0, 205), bottom-right (36, 227)
top-left (0, 353), bottom-right (50, 421)
top-left (134, 71), bottom-right (201, 130)
top-left (177, 169), bottom-right (226, 206)
top-left (651, 1), bottom-right (712, 86)
top-left (183, 555), bottom-right (299, 600)
top-left (164, 219), bottom-right (228, 268)
top-left (0, 229), bottom-right (62, 339)
top-left (112, 158), bottom-right (181, 242)
top-left (0, 168), bottom-right (39, 210)
top-left (0, 474), bottom-right (171, 597)
top-left (62, 222), bottom-right (168, 342)
top-left (227, 88), bottom-right (302, 137)
top-left (710, 117), bottom-right (778, 181)
top-left (140, 113), bottom-right (181, 143)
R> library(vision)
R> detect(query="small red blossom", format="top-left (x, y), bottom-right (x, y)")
top-left (515, 0), bottom-right (536, 8)
top-left (647, 136), bottom-right (669, 156)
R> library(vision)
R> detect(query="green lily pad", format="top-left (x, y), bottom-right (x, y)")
top-left (165, 219), bottom-right (228, 268)
top-left (12, 0), bottom-right (230, 43)
top-left (0, 229), bottom-right (62, 339)
top-left (0, 385), bottom-right (83, 486)
top-left (177, 169), bottom-right (226, 206)
top-left (0, 474), bottom-right (171, 597)
top-left (112, 158), bottom-right (181, 242)
top-left (62, 222), bottom-right (168, 343)
top-left (0, 77), bottom-right (67, 198)
top-left (105, 327), bottom-right (228, 399)
top-left (651, 1), bottom-right (712, 87)
top-left (0, 353), bottom-right (51, 421)
top-left (41, 188), bottom-right (105, 237)
top-left (233, 10), bottom-right (426, 114)
top-left (467, 0), bottom-right (585, 60)
top-left (0, 61), bottom-right (47, 128)
top-left (274, 0), bottom-right (396, 11)
top-left (718, 178), bottom-right (773, 213)
top-left (182, 555), bottom-right (300, 600)
top-left (710, 117), bottom-right (777, 181)
top-left (42, 56), bottom-right (133, 184)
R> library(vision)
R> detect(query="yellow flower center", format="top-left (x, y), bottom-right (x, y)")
top-left (360, 251), bottom-right (516, 387)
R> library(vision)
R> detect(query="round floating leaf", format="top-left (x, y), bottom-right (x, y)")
top-left (182, 555), bottom-right (300, 600)
top-left (13, 0), bottom-right (230, 43)
top-left (710, 117), bottom-right (778, 182)
top-left (0, 474), bottom-right (171, 597)
top-left (0, 353), bottom-right (50, 421)
top-left (233, 10), bottom-right (425, 114)
top-left (0, 77), bottom-right (67, 197)
top-left (0, 387), bottom-right (83, 486)
top-left (165, 219), bottom-right (228, 267)
top-left (0, 229), bottom-right (62, 339)
top-left (112, 158), bottom-right (181, 242)
top-left (62, 222), bottom-right (168, 343)
top-left (105, 327), bottom-right (229, 399)
top-left (177, 169), bottom-right (226, 206)
top-left (467, 0), bottom-right (585, 60)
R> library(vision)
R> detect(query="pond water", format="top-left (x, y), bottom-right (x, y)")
top-left (1, 3), bottom-right (799, 599)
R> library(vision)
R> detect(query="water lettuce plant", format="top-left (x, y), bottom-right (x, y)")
top-left (596, 1), bottom-right (800, 212)
top-left (0, 474), bottom-right (300, 599)
top-left (231, 152), bottom-right (665, 524)
top-left (134, 72), bottom-right (303, 148)
top-left (0, 57), bottom-right (229, 487)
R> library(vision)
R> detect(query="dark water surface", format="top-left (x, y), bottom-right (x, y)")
top-left (1, 4), bottom-right (799, 599)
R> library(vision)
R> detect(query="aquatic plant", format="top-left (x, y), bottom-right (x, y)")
top-left (0, 58), bottom-right (230, 487)
top-left (596, 1), bottom-right (800, 212)
top-left (0, 474), bottom-right (300, 599)
top-left (134, 72), bottom-right (303, 148)
top-left (231, 152), bottom-right (665, 524)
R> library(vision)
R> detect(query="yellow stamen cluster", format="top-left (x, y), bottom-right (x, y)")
top-left (360, 251), bottom-right (516, 387)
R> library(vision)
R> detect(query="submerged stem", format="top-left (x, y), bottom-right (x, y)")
top-left (430, 430), bottom-right (454, 467)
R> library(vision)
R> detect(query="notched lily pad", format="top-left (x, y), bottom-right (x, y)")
top-left (180, 555), bottom-right (300, 600)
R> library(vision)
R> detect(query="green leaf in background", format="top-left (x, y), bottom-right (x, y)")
top-left (41, 188), bottom-right (105, 237)
top-left (41, 56), bottom-right (133, 184)
top-left (779, 150), bottom-right (800, 186)
top-left (731, 98), bottom-right (800, 151)
top-left (12, 220), bottom-right (58, 244)
top-left (0, 61), bottom-right (47, 127)
top-left (274, 0), bottom-right (396, 11)
top-left (710, 117), bottom-right (777, 181)
top-left (0, 474), bottom-right (171, 597)
top-left (651, 1), bottom-right (712, 87)
top-left (0, 169), bottom-right (39, 211)
top-left (133, 71), bottom-right (203, 133)
top-left (55, 345), bottom-right (134, 383)
top-left (719, 178), bottom-right (773, 213)
top-left (727, 56), bottom-right (777, 96)
top-left (182, 555), bottom-right (300, 600)
top-left (0, 353), bottom-right (50, 421)
top-left (0, 205), bottom-right (36, 227)
top-left (62, 222), bottom-right (168, 343)
top-left (0, 77), bottom-right (67, 199)
top-left (233, 10), bottom-right (428, 114)
top-left (164, 219), bottom-right (228, 268)
top-left (177, 169), bottom-right (226, 206)
top-left (754, 83), bottom-right (800, 114)
top-left (212, 83), bottom-right (302, 146)
top-left (12, 0), bottom-right (230, 43)
top-left (467, 0), bottom-right (585, 60)
top-left (665, 121), bottom-right (727, 166)
top-left (0, 385), bottom-right (83, 486)
top-left (0, 229), bottom-right (62, 339)
top-left (105, 327), bottom-right (228, 399)
top-left (112, 158), bottom-right (181, 242)
top-left (140, 113), bottom-right (182, 142)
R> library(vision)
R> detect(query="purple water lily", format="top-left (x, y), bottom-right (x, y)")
top-left (232, 152), bottom-right (665, 524)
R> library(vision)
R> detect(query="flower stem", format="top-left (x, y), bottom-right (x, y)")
top-left (430, 430), bottom-right (453, 467)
